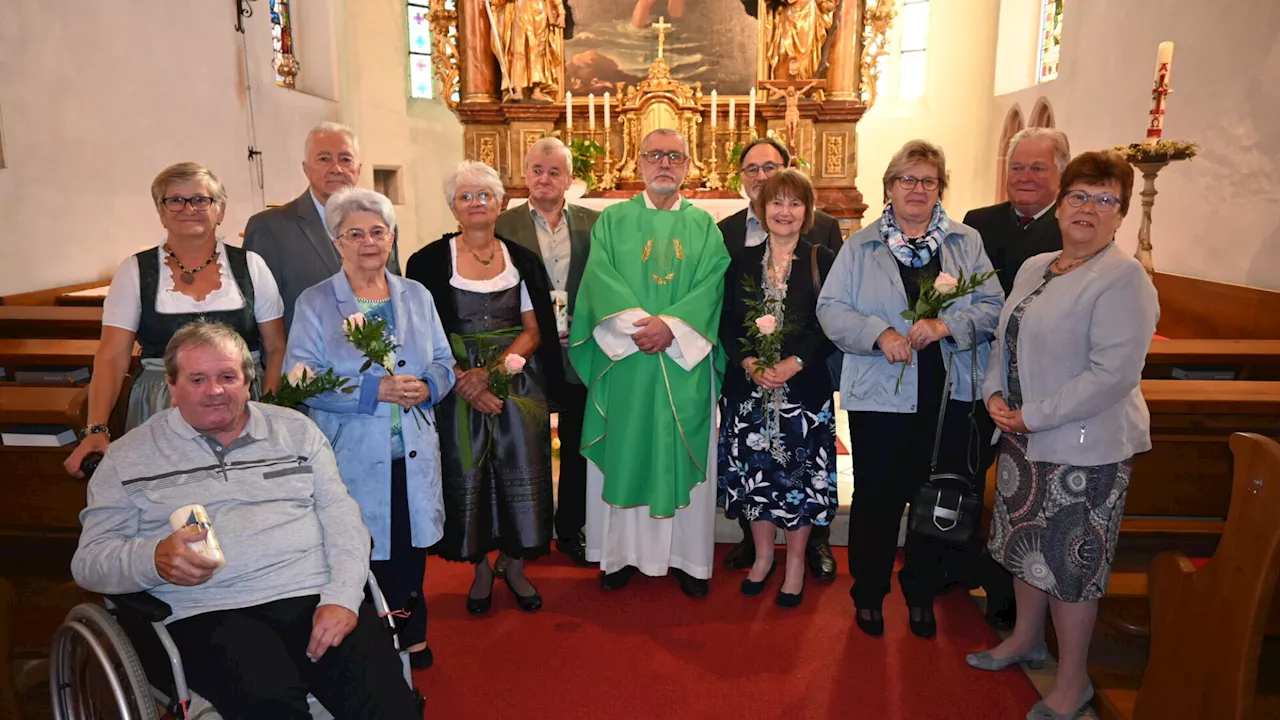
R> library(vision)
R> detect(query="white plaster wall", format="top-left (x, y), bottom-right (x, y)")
top-left (988, 0), bottom-right (1280, 290)
top-left (0, 0), bottom-right (337, 294)
top-left (993, 0), bottom-right (1039, 96)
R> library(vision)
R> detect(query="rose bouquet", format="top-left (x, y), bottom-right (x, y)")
top-left (449, 334), bottom-right (547, 469)
top-left (343, 312), bottom-right (431, 428)
top-left (259, 362), bottom-right (354, 408)
top-left (895, 269), bottom-right (997, 393)
top-left (739, 276), bottom-right (791, 376)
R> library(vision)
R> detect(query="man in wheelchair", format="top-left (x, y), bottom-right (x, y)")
top-left (70, 322), bottom-right (421, 719)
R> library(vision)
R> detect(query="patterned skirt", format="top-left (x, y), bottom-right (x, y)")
top-left (987, 433), bottom-right (1132, 602)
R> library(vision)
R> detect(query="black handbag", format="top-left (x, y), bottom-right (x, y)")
top-left (908, 317), bottom-right (983, 547)
top-left (810, 245), bottom-right (842, 392)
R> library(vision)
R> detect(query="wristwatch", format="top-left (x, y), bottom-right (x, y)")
top-left (81, 424), bottom-right (110, 440)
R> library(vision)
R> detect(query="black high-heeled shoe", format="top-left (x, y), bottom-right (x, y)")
top-left (855, 607), bottom-right (885, 637)
top-left (503, 576), bottom-right (543, 612)
top-left (908, 604), bottom-right (937, 639)
top-left (739, 559), bottom-right (777, 596)
top-left (467, 575), bottom-right (494, 615)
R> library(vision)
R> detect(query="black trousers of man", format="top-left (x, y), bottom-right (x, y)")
top-left (554, 383), bottom-right (589, 546)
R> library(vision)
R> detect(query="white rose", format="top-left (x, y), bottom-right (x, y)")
top-left (933, 272), bottom-right (959, 294)
top-left (286, 362), bottom-right (311, 385)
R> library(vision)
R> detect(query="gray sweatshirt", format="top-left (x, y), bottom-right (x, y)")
top-left (71, 403), bottom-right (371, 623)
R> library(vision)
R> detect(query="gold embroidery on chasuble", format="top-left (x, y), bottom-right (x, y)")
top-left (644, 237), bottom-right (684, 285)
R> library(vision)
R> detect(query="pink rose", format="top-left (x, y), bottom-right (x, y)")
top-left (755, 314), bottom-right (778, 336)
top-left (344, 313), bottom-right (366, 332)
top-left (286, 362), bottom-right (311, 385)
top-left (503, 354), bottom-right (527, 374)
top-left (933, 273), bottom-right (959, 294)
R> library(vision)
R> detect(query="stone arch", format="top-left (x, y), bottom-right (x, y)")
top-left (995, 105), bottom-right (1025, 202)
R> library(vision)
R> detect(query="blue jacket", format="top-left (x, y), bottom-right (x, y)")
top-left (286, 270), bottom-right (456, 560)
top-left (816, 216), bottom-right (1004, 413)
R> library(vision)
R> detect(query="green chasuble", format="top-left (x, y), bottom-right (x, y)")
top-left (569, 194), bottom-right (729, 518)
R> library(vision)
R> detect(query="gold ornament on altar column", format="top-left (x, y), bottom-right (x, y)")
top-left (488, 0), bottom-right (565, 102)
top-left (764, 0), bottom-right (836, 82)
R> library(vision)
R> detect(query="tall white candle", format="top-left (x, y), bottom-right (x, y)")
top-left (588, 93), bottom-right (596, 131)
top-left (1146, 41), bottom-right (1174, 141)
top-left (729, 97), bottom-right (736, 131)
top-left (748, 88), bottom-right (757, 129)
top-left (710, 90), bottom-right (718, 128)
top-left (604, 92), bottom-right (611, 128)
top-left (565, 91), bottom-right (573, 129)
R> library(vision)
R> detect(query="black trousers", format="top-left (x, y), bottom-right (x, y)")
top-left (166, 596), bottom-right (419, 720)
top-left (846, 398), bottom-right (996, 609)
top-left (371, 458), bottom-right (428, 648)
top-left (554, 383), bottom-right (589, 542)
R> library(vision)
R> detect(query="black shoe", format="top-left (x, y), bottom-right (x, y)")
top-left (556, 538), bottom-right (592, 567)
top-left (723, 538), bottom-right (756, 571)
top-left (806, 539), bottom-right (837, 581)
top-left (908, 604), bottom-right (937, 639)
top-left (467, 574), bottom-right (494, 615)
top-left (673, 568), bottom-right (709, 598)
top-left (739, 559), bottom-right (777, 596)
top-left (503, 576), bottom-right (543, 612)
top-left (986, 601), bottom-right (1016, 632)
top-left (409, 645), bottom-right (434, 670)
top-left (855, 607), bottom-right (884, 637)
top-left (776, 570), bottom-right (806, 608)
top-left (601, 565), bottom-right (638, 591)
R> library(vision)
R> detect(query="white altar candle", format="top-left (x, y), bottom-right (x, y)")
top-left (1146, 41), bottom-right (1174, 142)
top-left (729, 97), bottom-right (736, 131)
top-left (566, 91), bottom-right (573, 129)
top-left (710, 90), bottom-right (718, 128)
top-left (588, 93), bottom-right (596, 131)
top-left (748, 88), bottom-right (757, 129)
top-left (604, 92), bottom-right (611, 128)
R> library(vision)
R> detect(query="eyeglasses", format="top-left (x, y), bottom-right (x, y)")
top-left (161, 196), bottom-right (216, 212)
top-left (338, 226), bottom-right (392, 243)
top-left (455, 190), bottom-right (495, 206)
top-left (1062, 189), bottom-right (1121, 213)
top-left (894, 176), bottom-right (940, 191)
top-left (742, 162), bottom-right (781, 178)
top-left (640, 150), bottom-right (689, 165)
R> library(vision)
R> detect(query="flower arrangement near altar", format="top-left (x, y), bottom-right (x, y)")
top-left (1113, 140), bottom-right (1199, 163)
top-left (895, 269), bottom-right (996, 393)
top-left (343, 312), bottom-right (431, 427)
top-left (258, 363), bottom-right (353, 408)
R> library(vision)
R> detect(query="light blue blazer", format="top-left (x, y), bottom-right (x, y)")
top-left (816, 216), bottom-right (1005, 413)
top-left (286, 270), bottom-right (456, 560)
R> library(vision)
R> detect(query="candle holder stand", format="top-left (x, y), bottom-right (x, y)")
top-left (1132, 158), bottom-right (1184, 278)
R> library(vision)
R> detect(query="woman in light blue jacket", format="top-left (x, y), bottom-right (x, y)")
top-left (816, 140), bottom-right (1003, 640)
top-left (286, 188), bottom-right (455, 671)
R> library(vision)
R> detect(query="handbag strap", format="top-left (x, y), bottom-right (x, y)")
top-left (929, 315), bottom-right (980, 474)
top-left (810, 244), bottom-right (822, 295)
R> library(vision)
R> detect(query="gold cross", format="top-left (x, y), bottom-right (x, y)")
top-left (652, 16), bottom-right (672, 60)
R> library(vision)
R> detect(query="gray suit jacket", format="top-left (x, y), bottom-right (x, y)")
top-left (494, 202), bottom-right (599, 382)
top-left (244, 190), bottom-right (401, 331)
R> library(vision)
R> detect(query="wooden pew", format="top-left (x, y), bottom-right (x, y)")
top-left (0, 306), bottom-right (103, 340)
top-left (54, 285), bottom-right (109, 307)
top-left (1144, 339), bottom-right (1280, 380)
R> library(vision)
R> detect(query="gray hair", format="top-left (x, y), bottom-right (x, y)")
top-left (164, 321), bottom-right (256, 385)
top-left (882, 139), bottom-right (949, 202)
top-left (640, 128), bottom-right (690, 155)
top-left (324, 188), bottom-right (398, 238)
top-left (526, 137), bottom-right (573, 170)
top-left (1007, 127), bottom-right (1070, 174)
top-left (150, 162), bottom-right (228, 209)
top-left (444, 161), bottom-right (505, 208)
top-left (305, 121), bottom-right (360, 157)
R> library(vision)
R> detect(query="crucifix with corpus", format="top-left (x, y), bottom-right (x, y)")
top-left (651, 16), bottom-right (673, 60)
top-left (758, 59), bottom-right (825, 156)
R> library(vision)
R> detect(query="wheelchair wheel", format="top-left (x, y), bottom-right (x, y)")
top-left (49, 603), bottom-right (160, 720)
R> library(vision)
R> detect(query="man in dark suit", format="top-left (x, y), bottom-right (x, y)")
top-left (717, 135), bottom-right (842, 582)
top-left (962, 126), bottom-right (1069, 631)
top-left (495, 137), bottom-right (600, 567)
top-left (964, 127), bottom-right (1069, 296)
top-left (244, 122), bottom-right (401, 332)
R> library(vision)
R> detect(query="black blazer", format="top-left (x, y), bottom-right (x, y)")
top-left (718, 207), bottom-right (845, 258)
top-left (963, 201), bottom-right (1062, 296)
top-left (404, 233), bottom-right (565, 401)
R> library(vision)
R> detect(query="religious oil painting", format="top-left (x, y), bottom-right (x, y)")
top-left (564, 0), bottom-right (759, 96)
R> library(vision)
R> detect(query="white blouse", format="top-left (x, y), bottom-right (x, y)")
top-left (447, 238), bottom-right (533, 312)
top-left (102, 240), bottom-right (285, 332)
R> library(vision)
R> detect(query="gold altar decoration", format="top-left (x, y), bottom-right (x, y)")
top-left (859, 0), bottom-right (896, 108)
top-left (761, 0), bottom-right (836, 84)
top-left (428, 0), bottom-right (461, 109)
top-left (489, 0), bottom-right (565, 102)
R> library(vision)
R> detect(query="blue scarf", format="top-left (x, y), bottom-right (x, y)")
top-left (881, 202), bottom-right (950, 268)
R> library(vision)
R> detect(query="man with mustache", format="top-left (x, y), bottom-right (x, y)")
top-left (569, 129), bottom-right (729, 598)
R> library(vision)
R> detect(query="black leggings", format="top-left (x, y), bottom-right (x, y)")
top-left (370, 458), bottom-right (429, 648)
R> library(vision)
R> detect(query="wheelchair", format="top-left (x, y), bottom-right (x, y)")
top-left (49, 455), bottom-right (422, 719)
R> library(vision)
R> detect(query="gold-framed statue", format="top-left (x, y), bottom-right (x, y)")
top-left (764, 0), bottom-right (836, 81)
top-left (489, 0), bottom-right (565, 102)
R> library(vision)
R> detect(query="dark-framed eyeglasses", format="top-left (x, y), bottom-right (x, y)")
top-left (742, 162), bottom-right (781, 178)
top-left (640, 150), bottom-right (688, 165)
top-left (338, 226), bottom-right (392, 243)
top-left (455, 190), bottom-right (495, 206)
top-left (894, 176), bottom-right (940, 191)
top-left (161, 196), bottom-right (216, 212)
top-left (1062, 189), bottom-right (1121, 213)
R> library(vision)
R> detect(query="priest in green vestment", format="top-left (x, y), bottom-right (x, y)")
top-left (569, 129), bottom-right (730, 598)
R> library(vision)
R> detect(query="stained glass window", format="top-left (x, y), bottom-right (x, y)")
top-left (1038, 0), bottom-right (1064, 83)
top-left (270, 0), bottom-right (298, 89)
top-left (897, 0), bottom-right (929, 100)
top-left (408, 2), bottom-right (434, 99)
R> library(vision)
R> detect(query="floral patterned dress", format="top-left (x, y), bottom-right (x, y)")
top-left (987, 267), bottom-right (1132, 602)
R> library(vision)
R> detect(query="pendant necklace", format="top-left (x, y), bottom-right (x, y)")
top-left (164, 245), bottom-right (219, 285)
top-left (470, 241), bottom-right (498, 266)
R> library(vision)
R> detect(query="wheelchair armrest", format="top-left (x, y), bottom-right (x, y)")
top-left (106, 591), bottom-right (173, 623)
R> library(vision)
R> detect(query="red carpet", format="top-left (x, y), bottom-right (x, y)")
top-left (417, 546), bottom-right (1040, 719)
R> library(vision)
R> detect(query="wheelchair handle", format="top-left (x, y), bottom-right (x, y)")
top-left (79, 451), bottom-right (104, 481)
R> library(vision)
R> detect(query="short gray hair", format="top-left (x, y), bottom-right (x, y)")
top-left (444, 161), bottom-right (505, 207)
top-left (1007, 127), bottom-right (1070, 174)
top-left (305, 121), bottom-right (360, 157)
top-left (882, 139), bottom-right (949, 202)
top-left (150, 162), bottom-right (228, 209)
top-left (640, 128), bottom-right (690, 155)
top-left (164, 321), bottom-right (256, 385)
top-left (526, 137), bottom-right (573, 170)
top-left (324, 188), bottom-right (397, 238)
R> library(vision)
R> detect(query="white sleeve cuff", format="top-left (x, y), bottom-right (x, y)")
top-left (592, 309), bottom-right (647, 361)
top-left (663, 317), bottom-right (712, 370)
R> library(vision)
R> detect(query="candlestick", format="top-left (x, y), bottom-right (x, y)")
top-left (604, 92), bottom-right (611, 128)
top-left (1146, 41), bottom-right (1174, 142)
top-left (710, 90), bottom-right (718, 128)
top-left (566, 91), bottom-right (573, 129)
top-left (729, 97), bottom-right (736, 131)
top-left (589, 93), bottom-right (596, 131)
top-left (748, 88), bottom-right (756, 130)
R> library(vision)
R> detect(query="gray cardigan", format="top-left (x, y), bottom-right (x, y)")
top-left (982, 245), bottom-right (1160, 466)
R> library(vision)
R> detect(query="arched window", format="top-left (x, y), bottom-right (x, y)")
top-left (1030, 97), bottom-right (1054, 128)
top-left (995, 105), bottom-right (1025, 202)
top-left (270, 0), bottom-right (298, 89)
top-left (408, 1), bottom-right (460, 105)
top-left (873, 0), bottom-right (931, 103)
top-left (1037, 0), bottom-right (1063, 83)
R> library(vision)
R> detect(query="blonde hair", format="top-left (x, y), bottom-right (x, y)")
top-left (150, 162), bottom-right (228, 209)
top-left (881, 139), bottom-right (949, 203)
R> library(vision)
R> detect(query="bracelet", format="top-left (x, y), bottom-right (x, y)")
top-left (81, 424), bottom-right (110, 440)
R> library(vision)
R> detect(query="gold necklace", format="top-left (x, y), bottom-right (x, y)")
top-left (1051, 243), bottom-right (1110, 275)
top-left (164, 244), bottom-right (219, 285)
